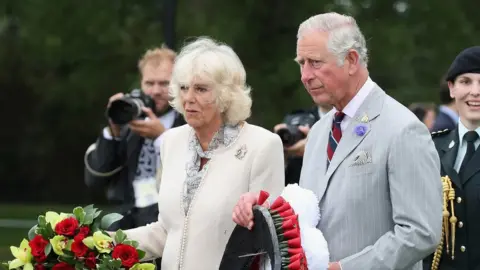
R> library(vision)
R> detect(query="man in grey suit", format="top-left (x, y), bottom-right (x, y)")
top-left (232, 12), bottom-right (443, 270)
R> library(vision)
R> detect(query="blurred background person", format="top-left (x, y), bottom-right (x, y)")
top-left (274, 102), bottom-right (332, 185)
top-left (409, 102), bottom-right (437, 130)
top-left (83, 46), bottom-right (186, 232)
top-left (121, 37), bottom-right (284, 270)
top-left (431, 75), bottom-right (458, 132)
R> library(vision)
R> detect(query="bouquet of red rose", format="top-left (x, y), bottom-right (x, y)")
top-left (2, 205), bottom-right (155, 270)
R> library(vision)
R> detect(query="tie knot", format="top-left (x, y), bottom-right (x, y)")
top-left (334, 112), bottom-right (346, 123)
top-left (464, 131), bottom-right (479, 143)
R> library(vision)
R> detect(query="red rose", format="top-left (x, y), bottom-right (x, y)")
top-left (77, 226), bottom-right (90, 238)
top-left (29, 235), bottom-right (49, 257)
top-left (71, 238), bottom-right (89, 257)
top-left (55, 217), bottom-right (79, 237)
top-left (84, 252), bottom-right (97, 269)
top-left (34, 264), bottom-right (46, 270)
top-left (34, 253), bottom-right (47, 263)
top-left (112, 244), bottom-right (139, 268)
top-left (52, 262), bottom-right (75, 270)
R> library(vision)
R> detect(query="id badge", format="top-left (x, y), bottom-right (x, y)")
top-left (133, 177), bottom-right (158, 208)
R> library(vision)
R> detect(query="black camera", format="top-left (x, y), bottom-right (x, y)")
top-left (107, 89), bottom-right (156, 125)
top-left (275, 112), bottom-right (317, 147)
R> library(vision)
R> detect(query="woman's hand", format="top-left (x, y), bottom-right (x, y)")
top-left (232, 192), bottom-right (269, 230)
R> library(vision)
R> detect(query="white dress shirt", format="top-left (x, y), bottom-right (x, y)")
top-left (332, 77), bottom-right (375, 131)
top-left (454, 120), bottom-right (480, 172)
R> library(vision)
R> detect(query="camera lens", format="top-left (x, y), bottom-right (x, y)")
top-left (107, 99), bottom-right (141, 125)
top-left (276, 128), bottom-right (295, 147)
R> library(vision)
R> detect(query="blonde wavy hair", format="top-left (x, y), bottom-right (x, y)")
top-left (169, 37), bottom-right (252, 125)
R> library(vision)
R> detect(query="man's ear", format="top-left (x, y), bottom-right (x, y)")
top-left (345, 49), bottom-right (360, 75)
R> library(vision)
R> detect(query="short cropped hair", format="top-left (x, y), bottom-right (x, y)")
top-left (169, 37), bottom-right (252, 125)
top-left (439, 73), bottom-right (453, 104)
top-left (137, 45), bottom-right (176, 74)
top-left (297, 12), bottom-right (368, 67)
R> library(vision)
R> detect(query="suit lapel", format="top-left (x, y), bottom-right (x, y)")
top-left (462, 146), bottom-right (480, 185)
top-left (439, 129), bottom-right (462, 189)
top-left (324, 87), bottom-right (384, 181)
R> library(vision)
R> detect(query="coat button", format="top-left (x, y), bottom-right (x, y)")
top-left (458, 221), bottom-right (464, 228)
top-left (460, 246), bottom-right (466, 252)
top-left (457, 197), bottom-right (462, 203)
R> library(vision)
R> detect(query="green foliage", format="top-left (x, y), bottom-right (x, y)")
top-left (1, 0), bottom-right (479, 204)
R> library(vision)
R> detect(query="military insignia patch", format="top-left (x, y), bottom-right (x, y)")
top-left (431, 129), bottom-right (451, 138)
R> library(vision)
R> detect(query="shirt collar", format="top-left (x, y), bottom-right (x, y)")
top-left (333, 76), bottom-right (375, 118)
top-left (457, 120), bottom-right (480, 148)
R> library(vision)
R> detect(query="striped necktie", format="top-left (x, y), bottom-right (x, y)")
top-left (327, 111), bottom-right (346, 167)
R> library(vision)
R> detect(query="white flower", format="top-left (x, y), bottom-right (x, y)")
top-left (301, 227), bottom-right (329, 270)
top-left (280, 184), bottom-right (320, 228)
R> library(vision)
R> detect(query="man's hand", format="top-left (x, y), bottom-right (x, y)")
top-left (328, 262), bottom-right (341, 270)
top-left (129, 108), bottom-right (166, 139)
top-left (232, 192), bottom-right (270, 230)
top-left (273, 124), bottom-right (310, 157)
top-left (285, 125), bottom-right (310, 157)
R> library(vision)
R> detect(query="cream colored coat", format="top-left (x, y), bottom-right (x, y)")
top-left (124, 123), bottom-right (285, 270)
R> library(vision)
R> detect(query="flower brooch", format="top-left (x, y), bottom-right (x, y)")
top-left (235, 144), bottom-right (247, 160)
top-left (354, 113), bottom-right (369, 137)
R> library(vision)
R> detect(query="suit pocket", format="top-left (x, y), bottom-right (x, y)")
top-left (347, 163), bottom-right (375, 177)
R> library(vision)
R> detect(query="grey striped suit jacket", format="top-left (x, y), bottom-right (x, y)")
top-left (299, 85), bottom-right (443, 270)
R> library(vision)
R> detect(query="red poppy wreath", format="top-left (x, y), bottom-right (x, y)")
top-left (220, 184), bottom-right (330, 270)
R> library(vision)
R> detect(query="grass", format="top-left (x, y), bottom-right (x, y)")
top-left (0, 203), bottom-right (113, 261)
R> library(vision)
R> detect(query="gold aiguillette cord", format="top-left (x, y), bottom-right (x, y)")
top-left (431, 176), bottom-right (456, 270)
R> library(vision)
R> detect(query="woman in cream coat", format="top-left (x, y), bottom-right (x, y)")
top-left (122, 37), bottom-right (285, 269)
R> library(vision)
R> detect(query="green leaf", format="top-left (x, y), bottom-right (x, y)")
top-left (37, 215), bottom-right (47, 227)
top-left (28, 225), bottom-right (38, 240)
top-left (123, 240), bottom-right (139, 248)
top-left (73, 207), bottom-right (86, 224)
top-left (84, 205), bottom-right (95, 217)
top-left (59, 254), bottom-right (76, 265)
top-left (83, 213), bottom-right (94, 225)
top-left (83, 204), bottom-right (94, 211)
top-left (93, 210), bottom-right (103, 219)
top-left (42, 223), bottom-right (56, 238)
top-left (75, 262), bottom-right (84, 270)
top-left (62, 250), bottom-right (75, 258)
top-left (91, 218), bottom-right (101, 232)
top-left (137, 249), bottom-right (146, 260)
top-left (44, 243), bottom-right (52, 256)
top-left (114, 229), bottom-right (127, 244)
top-left (100, 213), bottom-right (123, 230)
top-left (111, 259), bottom-right (122, 268)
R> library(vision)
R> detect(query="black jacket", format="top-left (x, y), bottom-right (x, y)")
top-left (423, 127), bottom-right (480, 270)
top-left (84, 112), bottom-right (185, 214)
top-left (284, 107), bottom-right (320, 185)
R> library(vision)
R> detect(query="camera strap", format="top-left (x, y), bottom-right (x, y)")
top-left (84, 143), bottom-right (124, 177)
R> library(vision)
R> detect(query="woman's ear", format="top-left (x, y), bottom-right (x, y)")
top-left (448, 81), bottom-right (455, 98)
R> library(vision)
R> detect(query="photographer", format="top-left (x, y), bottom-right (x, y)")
top-left (274, 104), bottom-right (331, 185)
top-left (84, 47), bottom-right (185, 230)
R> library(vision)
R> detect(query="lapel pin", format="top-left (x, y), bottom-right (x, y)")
top-left (360, 113), bottom-right (369, 123)
top-left (449, 141), bottom-right (455, 149)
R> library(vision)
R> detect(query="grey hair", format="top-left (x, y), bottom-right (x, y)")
top-left (297, 12), bottom-right (368, 67)
top-left (169, 37), bottom-right (252, 125)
